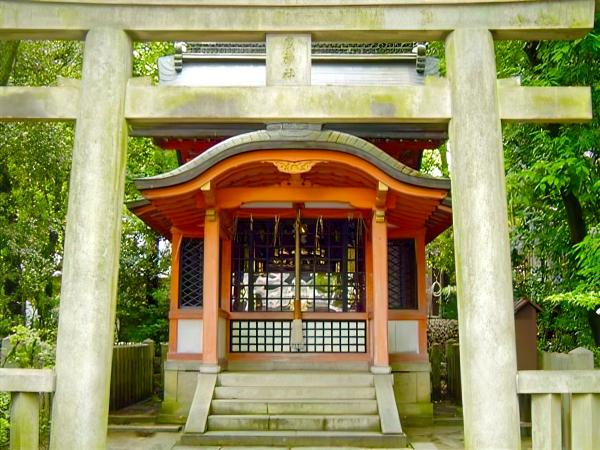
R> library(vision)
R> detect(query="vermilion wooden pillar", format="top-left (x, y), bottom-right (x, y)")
top-left (371, 210), bottom-right (390, 373)
top-left (168, 231), bottom-right (182, 355)
top-left (201, 209), bottom-right (221, 372)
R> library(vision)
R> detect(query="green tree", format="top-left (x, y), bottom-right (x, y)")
top-left (115, 42), bottom-right (177, 343)
top-left (0, 40), bottom-right (82, 336)
top-left (0, 40), bottom-right (176, 345)
top-left (427, 27), bottom-right (599, 354)
top-left (497, 21), bottom-right (600, 349)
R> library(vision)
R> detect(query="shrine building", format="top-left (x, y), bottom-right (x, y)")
top-left (128, 42), bottom-right (452, 436)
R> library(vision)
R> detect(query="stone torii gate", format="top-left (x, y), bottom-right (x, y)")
top-left (0, 1), bottom-right (595, 449)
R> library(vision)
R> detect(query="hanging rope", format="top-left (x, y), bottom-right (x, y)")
top-left (291, 208), bottom-right (305, 351)
top-left (315, 215), bottom-right (323, 256)
top-left (273, 214), bottom-right (280, 249)
top-left (294, 209), bottom-right (302, 312)
top-left (232, 214), bottom-right (239, 242)
top-left (431, 280), bottom-right (442, 298)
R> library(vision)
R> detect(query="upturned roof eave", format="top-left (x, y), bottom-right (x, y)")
top-left (134, 128), bottom-right (451, 193)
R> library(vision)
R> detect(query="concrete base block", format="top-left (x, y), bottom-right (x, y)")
top-left (200, 363), bottom-right (221, 374)
top-left (391, 362), bottom-right (433, 424)
top-left (393, 372), bottom-right (417, 403)
top-left (397, 402), bottom-right (434, 423)
top-left (161, 366), bottom-right (204, 423)
top-left (164, 369), bottom-right (178, 401)
top-left (158, 399), bottom-right (189, 425)
top-left (370, 365), bottom-right (392, 375)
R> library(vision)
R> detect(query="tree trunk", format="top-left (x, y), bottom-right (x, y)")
top-left (560, 188), bottom-right (587, 245)
top-left (560, 188), bottom-right (599, 345)
top-left (588, 310), bottom-right (600, 348)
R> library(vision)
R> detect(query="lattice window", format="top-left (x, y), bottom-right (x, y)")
top-left (179, 238), bottom-right (204, 308)
top-left (388, 239), bottom-right (417, 309)
top-left (230, 320), bottom-right (291, 353)
top-left (229, 320), bottom-right (367, 353)
top-left (231, 219), bottom-right (366, 313)
top-left (303, 320), bottom-right (366, 353)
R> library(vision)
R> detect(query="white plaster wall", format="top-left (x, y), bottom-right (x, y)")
top-left (177, 319), bottom-right (203, 353)
top-left (388, 320), bottom-right (419, 353)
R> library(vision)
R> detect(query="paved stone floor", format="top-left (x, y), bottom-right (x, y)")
top-left (108, 430), bottom-right (181, 450)
top-left (106, 428), bottom-right (451, 449)
top-left (106, 427), bottom-right (533, 449)
top-left (106, 401), bottom-right (532, 450)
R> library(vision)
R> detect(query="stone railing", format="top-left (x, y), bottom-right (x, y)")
top-left (0, 368), bottom-right (55, 450)
top-left (517, 369), bottom-right (600, 449)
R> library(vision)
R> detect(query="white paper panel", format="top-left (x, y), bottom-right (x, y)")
top-left (388, 320), bottom-right (419, 353)
top-left (177, 319), bottom-right (203, 354)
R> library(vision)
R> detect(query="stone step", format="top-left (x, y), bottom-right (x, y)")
top-left (207, 414), bottom-right (380, 432)
top-left (217, 371), bottom-right (374, 387)
top-left (107, 423), bottom-right (182, 433)
top-left (227, 360), bottom-right (370, 372)
top-left (214, 386), bottom-right (375, 400)
top-left (211, 399), bottom-right (379, 415)
top-left (178, 430), bottom-right (408, 448)
top-left (108, 413), bottom-right (157, 425)
top-left (174, 446), bottom-right (409, 450)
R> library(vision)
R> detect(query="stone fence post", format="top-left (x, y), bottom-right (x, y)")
top-left (430, 343), bottom-right (443, 402)
top-left (538, 347), bottom-right (594, 449)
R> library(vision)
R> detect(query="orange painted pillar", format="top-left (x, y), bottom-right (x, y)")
top-left (371, 210), bottom-right (391, 373)
top-left (168, 231), bottom-right (182, 355)
top-left (202, 209), bottom-right (221, 372)
top-left (415, 232), bottom-right (428, 353)
top-left (220, 238), bottom-right (232, 311)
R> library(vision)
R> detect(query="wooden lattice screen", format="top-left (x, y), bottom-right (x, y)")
top-left (387, 239), bottom-right (417, 309)
top-left (178, 237), bottom-right (204, 308)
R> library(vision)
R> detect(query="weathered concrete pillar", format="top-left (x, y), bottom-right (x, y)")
top-left (201, 209), bottom-right (220, 373)
top-left (10, 392), bottom-right (39, 450)
top-left (50, 28), bottom-right (131, 450)
top-left (371, 211), bottom-right (390, 373)
top-left (445, 29), bottom-right (521, 449)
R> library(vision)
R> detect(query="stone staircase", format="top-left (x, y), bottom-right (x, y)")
top-left (175, 370), bottom-right (408, 448)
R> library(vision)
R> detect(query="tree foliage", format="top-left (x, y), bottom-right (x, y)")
top-left (497, 20), bottom-right (600, 351)
top-left (0, 40), bottom-right (82, 337)
top-left (116, 42), bottom-right (177, 343)
top-left (0, 40), bottom-right (176, 346)
top-left (425, 21), bottom-right (600, 356)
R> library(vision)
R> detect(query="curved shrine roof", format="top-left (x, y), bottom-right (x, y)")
top-left (130, 127), bottom-right (452, 242)
top-left (135, 127), bottom-right (450, 191)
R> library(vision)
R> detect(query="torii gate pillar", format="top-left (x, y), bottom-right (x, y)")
top-left (446, 29), bottom-right (521, 449)
top-left (50, 28), bottom-right (131, 450)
